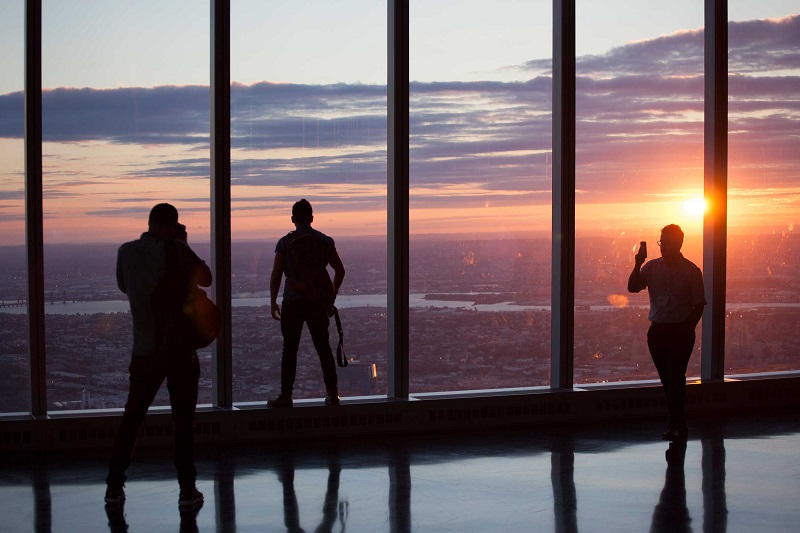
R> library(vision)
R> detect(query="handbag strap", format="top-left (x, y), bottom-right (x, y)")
top-left (332, 306), bottom-right (348, 367)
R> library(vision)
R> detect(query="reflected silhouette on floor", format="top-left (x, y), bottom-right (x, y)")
top-left (104, 503), bottom-right (128, 533)
top-left (650, 442), bottom-right (691, 532)
top-left (277, 445), bottom-right (349, 533)
top-left (15, 431), bottom-right (732, 533)
top-left (649, 428), bottom-right (728, 533)
top-left (7, 412), bottom-right (794, 532)
top-left (103, 501), bottom-right (204, 533)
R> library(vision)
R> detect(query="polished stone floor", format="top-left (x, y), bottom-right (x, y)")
top-left (1, 410), bottom-right (798, 532)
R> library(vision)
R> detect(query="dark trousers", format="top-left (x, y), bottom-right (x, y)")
top-left (647, 323), bottom-right (695, 430)
top-left (107, 352), bottom-right (200, 488)
top-left (280, 300), bottom-right (338, 394)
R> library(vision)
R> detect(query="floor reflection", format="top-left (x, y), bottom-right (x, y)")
top-left (276, 445), bottom-right (346, 533)
top-left (1, 411), bottom-right (797, 532)
top-left (388, 443), bottom-right (411, 533)
top-left (32, 459), bottom-right (52, 533)
top-left (178, 503), bottom-right (203, 533)
top-left (650, 442), bottom-right (691, 532)
top-left (701, 429), bottom-right (728, 533)
top-left (550, 436), bottom-right (577, 533)
top-left (104, 503), bottom-right (128, 533)
top-left (214, 461), bottom-right (236, 533)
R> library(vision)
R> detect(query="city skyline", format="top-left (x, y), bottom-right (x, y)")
top-left (1, 232), bottom-right (796, 412)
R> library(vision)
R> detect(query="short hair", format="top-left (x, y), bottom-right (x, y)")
top-left (661, 224), bottom-right (684, 244)
top-left (292, 199), bottom-right (313, 224)
top-left (149, 203), bottom-right (179, 226)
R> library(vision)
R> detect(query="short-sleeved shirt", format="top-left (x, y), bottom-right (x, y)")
top-left (117, 232), bottom-right (207, 356)
top-left (275, 224), bottom-right (336, 303)
top-left (639, 254), bottom-right (706, 324)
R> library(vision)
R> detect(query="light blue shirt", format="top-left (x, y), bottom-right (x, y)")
top-left (639, 254), bottom-right (706, 323)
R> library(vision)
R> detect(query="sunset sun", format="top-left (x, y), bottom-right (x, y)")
top-left (683, 197), bottom-right (707, 216)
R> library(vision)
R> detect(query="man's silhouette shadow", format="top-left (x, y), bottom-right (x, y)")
top-left (104, 503), bottom-right (129, 533)
top-left (650, 442), bottom-right (691, 532)
top-left (277, 446), bottom-right (347, 533)
top-left (179, 503), bottom-right (204, 533)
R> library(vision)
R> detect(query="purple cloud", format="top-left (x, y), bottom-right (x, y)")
top-left (0, 15), bottom-right (796, 219)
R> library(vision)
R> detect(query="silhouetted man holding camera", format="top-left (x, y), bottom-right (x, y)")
top-left (628, 224), bottom-right (705, 442)
top-left (105, 203), bottom-right (211, 508)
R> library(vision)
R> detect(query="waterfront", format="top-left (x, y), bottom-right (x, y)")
top-left (4, 294), bottom-right (799, 316)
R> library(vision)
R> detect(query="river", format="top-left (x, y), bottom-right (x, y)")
top-left (1, 293), bottom-right (797, 315)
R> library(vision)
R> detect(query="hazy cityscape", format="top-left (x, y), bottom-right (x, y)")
top-left (0, 232), bottom-right (798, 413)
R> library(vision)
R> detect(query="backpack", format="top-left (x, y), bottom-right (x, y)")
top-left (284, 231), bottom-right (335, 306)
top-left (154, 239), bottom-right (221, 353)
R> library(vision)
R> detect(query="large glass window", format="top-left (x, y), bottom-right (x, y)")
top-left (6, 1), bottom-right (798, 416)
top-left (409, 1), bottom-right (552, 393)
top-left (0, 1), bottom-right (28, 413)
top-left (574, 1), bottom-right (705, 384)
top-left (41, 0), bottom-right (210, 410)
top-left (230, 1), bottom-right (388, 402)
top-left (726, 3), bottom-right (800, 375)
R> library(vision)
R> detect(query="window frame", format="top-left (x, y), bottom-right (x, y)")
top-left (14, 0), bottom-right (739, 416)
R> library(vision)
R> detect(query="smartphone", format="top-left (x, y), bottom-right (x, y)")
top-left (640, 241), bottom-right (647, 258)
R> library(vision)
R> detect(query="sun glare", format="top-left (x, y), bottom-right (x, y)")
top-left (683, 197), bottom-right (707, 216)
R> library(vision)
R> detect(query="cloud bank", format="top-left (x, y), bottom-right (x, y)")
top-left (0, 15), bottom-right (797, 236)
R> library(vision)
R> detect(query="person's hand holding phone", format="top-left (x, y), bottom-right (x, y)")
top-left (635, 241), bottom-right (647, 266)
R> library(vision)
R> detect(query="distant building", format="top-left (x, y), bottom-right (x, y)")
top-left (338, 362), bottom-right (379, 397)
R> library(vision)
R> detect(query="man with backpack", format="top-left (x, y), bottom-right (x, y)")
top-left (105, 203), bottom-right (211, 508)
top-left (268, 199), bottom-right (346, 407)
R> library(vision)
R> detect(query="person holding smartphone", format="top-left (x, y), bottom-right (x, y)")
top-left (628, 224), bottom-right (706, 442)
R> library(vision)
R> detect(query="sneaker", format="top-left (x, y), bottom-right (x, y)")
top-left (325, 392), bottom-right (340, 406)
top-left (267, 394), bottom-right (293, 408)
top-left (178, 486), bottom-right (204, 508)
top-left (104, 485), bottom-right (126, 505)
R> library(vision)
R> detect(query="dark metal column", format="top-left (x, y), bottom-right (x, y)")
top-left (551, 0), bottom-right (576, 390)
top-left (25, 0), bottom-right (47, 417)
top-left (702, 0), bottom-right (727, 381)
top-left (387, 0), bottom-right (410, 399)
top-left (211, 0), bottom-right (232, 407)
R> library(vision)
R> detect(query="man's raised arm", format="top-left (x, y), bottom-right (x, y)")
top-left (627, 248), bottom-right (647, 293)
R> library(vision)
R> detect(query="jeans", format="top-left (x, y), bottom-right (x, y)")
top-left (647, 322), bottom-right (695, 430)
top-left (280, 299), bottom-right (338, 394)
top-left (107, 352), bottom-right (200, 488)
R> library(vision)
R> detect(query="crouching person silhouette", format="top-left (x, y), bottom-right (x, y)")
top-left (105, 203), bottom-right (211, 508)
top-left (268, 199), bottom-right (346, 407)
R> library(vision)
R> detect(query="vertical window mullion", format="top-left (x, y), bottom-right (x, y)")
top-left (388, 0), bottom-right (410, 399)
top-left (702, 0), bottom-right (728, 381)
top-left (211, 0), bottom-right (232, 408)
top-left (25, 0), bottom-right (46, 416)
top-left (551, 0), bottom-right (576, 389)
